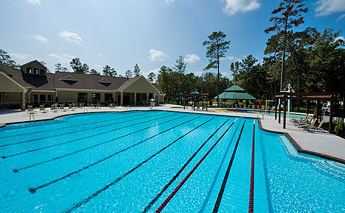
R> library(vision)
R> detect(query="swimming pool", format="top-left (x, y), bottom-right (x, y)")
top-left (0, 111), bottom-right (344, 212)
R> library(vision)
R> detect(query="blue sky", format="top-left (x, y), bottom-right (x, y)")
top-left (1, 0), bottom-right (344, 79)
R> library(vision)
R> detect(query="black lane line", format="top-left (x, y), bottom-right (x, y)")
top-left (29, 116), bottom-right (200, 193)
top-left (3, 113), bottom-right (173, 159)
top-left (0, 112), bottom-right (160, 148)
top-left (13, 114), bottom-right (189, 173)
top-left (0, 111), bottom-right (144, 140)
top-left (143, 119), bottom-right (229, 213)
top-left (213, 121), bottom-right (246, 213)
top-left (63, 118), bottom-right (213, 213)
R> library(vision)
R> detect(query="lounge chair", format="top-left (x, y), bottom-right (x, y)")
top-left (310, 120), bottom-right (326, 132)
top-left (299, 118), bottom-right (318, 129)
top-left (40, 105), bottom-right (48, 113)
top-left (27, 105), bottom-right (35, 114)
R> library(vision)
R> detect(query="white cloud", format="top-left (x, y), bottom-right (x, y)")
top-left (335, 36), bottom-right (345, 41)
top-left (194, 71), bottom-right (203, 76)
top-left (148, 49), bottom-right (169, 61)
top-left (225, 56), bottom-right (241, 61)
top-left (165, 0), bottom-right (176, 4)
top-left (184, 54), bottom-right (200, 63)
top-left (315, 0), bottom-right (345, 16)
top-left (49, 53), bottom-right (75, 63)
top-left (58, 30), bottom-right (82, 45)
top-left (221, 72), bottom-right (231, 77)
top-left (33, 34), bottom-right (48, 43)
top-left (336, 13), bottom-right (345, 21)
top-left (9, 53), bottom-right (31, 61)
top-left (27, 0), bottom-right (40, 5)
top-left (223, 0), bottom-right (260, 16)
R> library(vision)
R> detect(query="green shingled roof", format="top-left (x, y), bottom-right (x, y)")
top-left (215, 85), bottom-right (256, 100)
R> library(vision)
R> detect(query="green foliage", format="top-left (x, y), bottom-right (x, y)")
top-left (133, 64), bottom-right (141, 76)
top-left (90, 69), bottom-right (99, 75)
top-left (333, 121), bottom-right (344, 135)
top-left (203, 31), bottom-right (230, 71)
top-left (0, 49), bottom-right (17, 68)
top-left (125, 70), bottom-right (132, 78)
top-left (147, 72), bottom-right (156, 83)
top-left (102, 65), bottom-right (117, 77)
top-left (55, 63), bottom-right (68, 72)
top-left (70, 58), bottom-right (89, 74)
top-left (231, 55), bottom-right (268, 100)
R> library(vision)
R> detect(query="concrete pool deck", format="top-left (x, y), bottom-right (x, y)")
top-left (0, 104), bottom-right (344, 164)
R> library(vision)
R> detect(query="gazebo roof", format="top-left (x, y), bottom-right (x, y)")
top-left (225, 85), bottom-right (246, 92)
top-left (215, 85), bottom-right (256, 100)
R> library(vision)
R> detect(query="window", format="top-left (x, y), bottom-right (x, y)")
top-left (105, 94), bottom-right (113, 103)
top-left (92, 93), bottom-right (100, 103)
top-left (34, 68), bottom-right (39, 74)
top-left (27, 67), bottom-right (32, 74)
top-left (78, 93), bottom-right (87, 103)
top-left (40, 94), bottom-right (46, 104)
top-left (47, 94), bottom-right (53, 104)
top-left (40, 69), bottom-right (45, 75)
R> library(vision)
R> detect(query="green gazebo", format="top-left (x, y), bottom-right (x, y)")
top-left (215, 85), bottom-right (256, 100)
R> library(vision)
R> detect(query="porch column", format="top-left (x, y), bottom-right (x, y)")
top-left (120, 91), bottom-right (123, 106)
top-left (329, 99), bottom-right (333, 134)
top-left (283, 95), bottom-right (287, 129)
top-left (134, 92), bottom-right (137, 106)
top-left (21, 91), bottom-right (26, 110)
top-left (278, 98), bottom-right (281, 124)
top-left (147, 93), bottom-right (149, 101)
top-left (274, 98), bottom-right (277, 120)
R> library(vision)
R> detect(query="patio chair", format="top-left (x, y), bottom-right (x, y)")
top-left (40, 105), bottom-right (48, 113)
top-left (309, 120), bottom-right (326, 132)
top-left (299, 118), bottom-right (317, 129)
top-left (27, 105), bottom-right (35, 114)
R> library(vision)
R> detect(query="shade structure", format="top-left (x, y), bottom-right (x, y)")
top-left (215, 85), bottom-right (256, 100)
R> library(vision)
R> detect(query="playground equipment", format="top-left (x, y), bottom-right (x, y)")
top-left (264, 100), bottom-right (275, 114)
top-left (280, 83), bottom-right (294, 117)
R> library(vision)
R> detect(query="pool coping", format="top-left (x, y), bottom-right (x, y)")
top-left (1, 109), bottom-right (344, 165)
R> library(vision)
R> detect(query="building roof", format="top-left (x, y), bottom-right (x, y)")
top-left (215, 84), bottom-right (256, 100)
top-left (217, 91), bottom-right (256, 100)
top-left (0, 63), bottom-right (163, 93)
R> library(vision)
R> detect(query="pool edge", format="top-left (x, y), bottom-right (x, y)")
top-left (257, 118), bottom-right (345, 165)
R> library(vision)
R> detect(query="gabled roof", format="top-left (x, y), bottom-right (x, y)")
top-left (98, 78), bottom-right (111, 84)
top-left (20, 60), bottom-right (47, 69)
top-left (215, 84), bottom-right (256, 100)
top-left (60, 75), bottom-right (78, 82)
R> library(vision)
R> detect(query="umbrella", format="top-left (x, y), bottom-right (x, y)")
top-left (190, 91), bottom-right (201, 95)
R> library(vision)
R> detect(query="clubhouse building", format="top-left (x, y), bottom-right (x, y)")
top-left (0, 60), bottom-right (164, 109)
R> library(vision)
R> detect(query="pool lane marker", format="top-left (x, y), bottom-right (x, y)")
top-left (143, 118), bottom-right (236, 212)
top-left (248, 120), bottom-right (255, 213)
top-left (155, 118), bottom-right (239, 213)
top-left (0, 111), bottom-right (146, 140)
top-left (12, 114), bottom-right (187, 173)
top-left (212, 121), bottom-right (246, 213)
top-left (0, 112), bottom-right (164, 149)
top-left (28, 116), bottom-right (200, 194)
top-left (3, 113), bottom-right (173, 159)
top-left (63, 118), bottom-right (213, 213)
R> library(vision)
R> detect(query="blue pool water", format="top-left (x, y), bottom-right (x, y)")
top-left (0, 111), bottom-right (344, 212)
